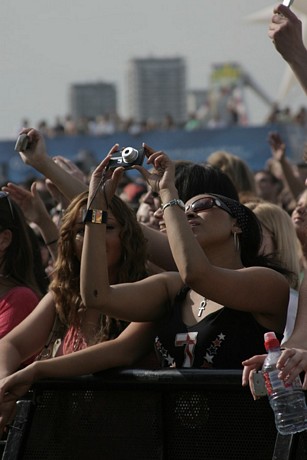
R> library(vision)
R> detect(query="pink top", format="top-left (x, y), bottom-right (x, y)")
top-left (0, 286), bottom-right (40, 338)
top-left (56, 326), bottom-right (88, 356)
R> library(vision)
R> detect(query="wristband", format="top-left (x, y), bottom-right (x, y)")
top-left (83, 209), bottom-right (108, 224)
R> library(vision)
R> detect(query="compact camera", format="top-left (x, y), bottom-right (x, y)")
top-left (107, 146), bottom-right (146, 170)
top-left (14, 133), bottom-right (30, 152)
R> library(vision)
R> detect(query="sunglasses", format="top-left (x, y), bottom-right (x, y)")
top-left (0, 191), bottom-right (15, 222)
top-left (185, 196), bottom-right (233, 216)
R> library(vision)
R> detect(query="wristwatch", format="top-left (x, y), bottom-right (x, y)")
top-left (83, 209), bottom-right (108, 224)
top-left (162, 199), bottom-right (185, 212)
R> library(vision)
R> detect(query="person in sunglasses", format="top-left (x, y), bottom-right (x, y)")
top-left (0, 147), bottom-right (292, 406)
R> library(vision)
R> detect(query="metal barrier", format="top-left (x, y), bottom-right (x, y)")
top-left (2, 369), bottom-right (307, 460)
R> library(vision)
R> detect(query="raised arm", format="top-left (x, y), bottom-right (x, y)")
top-left (15, 128), bottom-right (87, 202)
top-left (269, 4), bottom-right (307, 95)
top-left (137, 150), bottom-right (289, 318)
top-left (80, 145), bottom-right (182, 322)
top-left (268, 131), bottom-right (305, 199)
top-left (2, 182), bottom-right (59, 260)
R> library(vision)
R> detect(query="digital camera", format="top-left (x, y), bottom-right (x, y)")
top-left (14, 133), bottom-right (30, 152)
top-left (107, 146), bottom-right (145, 170)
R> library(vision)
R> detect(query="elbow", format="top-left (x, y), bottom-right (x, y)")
top-left (179, 266), bottom-right (196, 287)
top-left (80, 289), bottom-right (106, 312)
top-left (180, 268), bottom-right (204, 290)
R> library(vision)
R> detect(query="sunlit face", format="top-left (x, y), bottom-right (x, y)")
top-left (74, 208), bottom-right (122, 274)
top-left (136, 190), bottom-right (161, 230)
top-left (291, 191), bottom-right (307, 241)
top-left (254, 172), bottom-right (278, 201)
top-left (184, 194), bottom-right (236, 246)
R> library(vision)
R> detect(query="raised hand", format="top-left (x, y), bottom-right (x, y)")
top-left (268, 131), bottom-right (286, 162)
top-left (87, 144), bottom-right (124, 208)
top-left (134, 143), bottom-right (175, 194)
top-left (2, 181), bottom-right (50, 225)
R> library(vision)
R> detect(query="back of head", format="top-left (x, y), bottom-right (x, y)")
top-left (207, 150), bottom-right (256, 194)
top-left (175, 162), bottom-right (239, 203)
top-left (210, 193), bottom-right (261, 266)
top-left (246, 201), bottom-right (301, 289)
top-left (208, 194), bottom-right (296, 280)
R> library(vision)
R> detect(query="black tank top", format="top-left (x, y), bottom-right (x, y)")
top-left (154, 287), bottom-right (283, 369)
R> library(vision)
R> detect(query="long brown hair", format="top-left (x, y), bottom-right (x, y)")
top-left (49, 191), bottom-right (148, 340)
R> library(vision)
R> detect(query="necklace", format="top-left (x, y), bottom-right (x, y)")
top-left (198, 297), bottom-right (208, 317)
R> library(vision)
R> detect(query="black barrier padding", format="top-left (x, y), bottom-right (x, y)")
top-left (3, 369), bottom-right (307, 460)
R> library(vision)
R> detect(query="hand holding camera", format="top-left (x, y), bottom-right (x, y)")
top-left (14, 133), bottom-right (30, 152)
top-left (107, 146), bottom-right (146, 170)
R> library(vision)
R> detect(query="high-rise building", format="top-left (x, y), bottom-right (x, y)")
top-left (127, 57), bottom-right (187, 125)
top-left (69, 82), bottom-right (117, 119)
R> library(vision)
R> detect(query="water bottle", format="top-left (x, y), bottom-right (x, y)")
top-left (262, 331), bottom-right (307, 435)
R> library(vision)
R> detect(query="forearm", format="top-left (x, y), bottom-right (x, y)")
top-left (80, 211), bottom-right (109, 309)
top-left (140, 224), bottom-right (176, 271)
top-left (279, 157), bottom-right (305, 199)
top-left (0, 342), bottom-right (24, 379)
top-left (160, 187), bottom-right (207, 284)
top-left (38, 158), bottom-right (88, 202)
top-left (34, 324), bottom-right (154, 380)
top-left (287, 47), bottom-right (307, 96)
top-left (33, 210), bottom-right (59, 259)
top-left (284, 270), bottom-right (307, 348)
top-left (33, 344), bottom-right (120, 380)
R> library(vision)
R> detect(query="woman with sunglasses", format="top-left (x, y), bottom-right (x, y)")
top-left (0, 147), bottom-right (291, 407)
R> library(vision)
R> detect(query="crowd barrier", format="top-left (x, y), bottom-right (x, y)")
top-left (2, 369), bottom-right (307, 460)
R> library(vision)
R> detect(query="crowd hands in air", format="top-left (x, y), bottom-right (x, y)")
top-left (1, 2), bottom-right (307, 433)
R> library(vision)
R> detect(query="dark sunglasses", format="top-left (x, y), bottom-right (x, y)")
top-left (0, 191), bottom-right (15, 222)
top-left (185, 196), bottom-right (233, 216)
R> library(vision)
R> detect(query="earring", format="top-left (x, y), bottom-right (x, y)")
top-left (233, 232), bottom-right (240, 252)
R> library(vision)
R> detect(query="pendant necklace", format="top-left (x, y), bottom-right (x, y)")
top-left (198, 297), bottom-right (208, 317)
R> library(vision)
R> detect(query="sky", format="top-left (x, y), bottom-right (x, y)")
top-left (1, 0), bottom-right (306, 140)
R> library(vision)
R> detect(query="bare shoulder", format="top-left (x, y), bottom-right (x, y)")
top-left (240, 265), bottom-right (289, 283)
top-left (156, 271), bottom-right (184, 300)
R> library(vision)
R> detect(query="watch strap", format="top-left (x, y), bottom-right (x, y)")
top-left (162, 199), bottom-right (185, 212)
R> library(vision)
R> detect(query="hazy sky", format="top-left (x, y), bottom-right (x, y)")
top-left (1, 0), bottom-right (305, 140)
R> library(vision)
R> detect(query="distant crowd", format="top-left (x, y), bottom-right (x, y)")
top-left (17, 101), bottom-right (307, 141)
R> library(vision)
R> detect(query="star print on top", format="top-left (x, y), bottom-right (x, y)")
top-left (154, 287), bottom-right (283, 369)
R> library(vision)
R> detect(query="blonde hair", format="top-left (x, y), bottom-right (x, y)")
top-left (246, 201), bottom-right (302, 289)
top-left (207, 150), bottom-right (256, 194)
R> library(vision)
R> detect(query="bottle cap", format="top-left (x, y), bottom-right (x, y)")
top-left (264, 331), bottom-right (280, 351)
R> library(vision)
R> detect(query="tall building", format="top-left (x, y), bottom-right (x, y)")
top-left (69, 82), bottom-right (117, 119)
top-left (127, 57), bottom-right (187, 125)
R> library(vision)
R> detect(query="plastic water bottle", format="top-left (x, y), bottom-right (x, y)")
top-left (262, 331), bottom-right (307, 435)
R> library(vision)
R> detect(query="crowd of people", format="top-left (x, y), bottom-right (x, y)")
top-left (17, 92), bottom-right (307, 141)
top-left (1, 1), bottom-right (307, 441)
